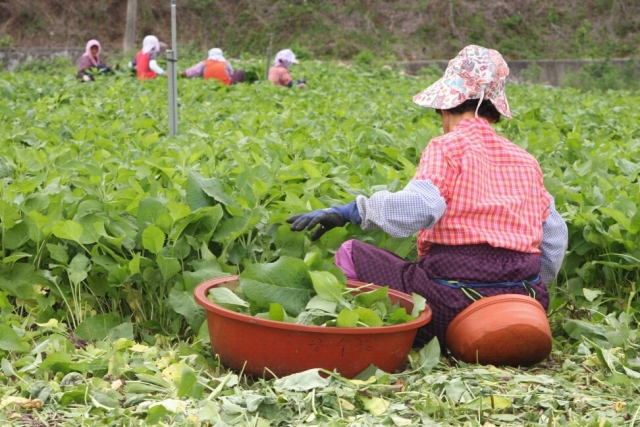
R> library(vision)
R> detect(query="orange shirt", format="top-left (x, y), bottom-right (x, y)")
top-left (414, 118), bottom-right (552, 256)
top-left (203, 60), bottom-right (231, 85)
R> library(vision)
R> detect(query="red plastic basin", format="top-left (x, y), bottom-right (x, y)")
top-left (445, 294), bottom-right (552, 366)
top-left (194, 276), bottom-right (432, 379)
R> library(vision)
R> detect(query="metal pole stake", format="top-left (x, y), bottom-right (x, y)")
top-left (171, 0), bottom-right (178, 59)
top-left (168, 0), bottom-right (178, 136)
top-left (167, 49), bottom-right (178, 136)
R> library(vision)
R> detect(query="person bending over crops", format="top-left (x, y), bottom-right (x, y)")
top-left (287, 45), bottom-right (568, 352)
top-left (268, 49), bottom-right (306, 89)
top-left (180, 48), bottom-right (245, 85)
top-left (128, 35), bottom-right (167, 81)
top-left (77, 39), bottom-right (112, 82)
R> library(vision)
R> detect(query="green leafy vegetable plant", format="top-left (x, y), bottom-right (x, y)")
top-left (207, 255), bottom-right (424, 327)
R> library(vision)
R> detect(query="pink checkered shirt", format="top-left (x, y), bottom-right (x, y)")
top-left (268, 65), bottom-right (292, 86)
top-left (414, 117), bottom-right (552, 257)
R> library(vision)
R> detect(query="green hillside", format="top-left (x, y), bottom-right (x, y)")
top-left (1, 0), bottom-right (639, 60)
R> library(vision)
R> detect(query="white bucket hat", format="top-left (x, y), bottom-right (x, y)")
top-left (412, 45), bottom-right (512, 119)
top-left (208, 48), bottom-right (226, 62)
top-left (274, 49), bottom-right (299, 69)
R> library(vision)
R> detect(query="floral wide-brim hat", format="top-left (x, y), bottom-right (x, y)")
top-left (412, 45), bottom-right (512, 119)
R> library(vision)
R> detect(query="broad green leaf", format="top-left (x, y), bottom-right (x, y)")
top-left (583, 288), bottom-right (603, 302)
top-left (415, 337), bottom-right (440, 374)
top-left (2, 252), bottom-right (31, 264)
top-left (360, 396), bottom-right (389, 415)
top-left (38, 352), bottom-right (86, 375)
top-left (310, 270), bottom-right (345, 303)
top-left (0, 324), bottom-right (28, 352)
top-left (108, 323), bottom-right (134, 341)
top-left (142, 158), bottom-right (176, 179)
top-left (598, 207), bottom-right (631, 230)
top-left (411, 293), bottom-right (427, 317)
top-left (177, 366), bottom-right (202, 399)
top-left (0, 263), bottom-right (47, 300)
top-left (336, 308), bottom-right (359, 327)
top-left (47, 244), bottom-right (69, 264)
top-left (296, 310), bottom-right (334, 325)
top-left (163, 363), bottom-right (191, 388)
top-left (75, 313), bottom-right (121, 341)
top-left (354, 308), bottom-right (383, 326)
top-left (137, 198), bottom-right (171, 229)
top-left (146, 405), bottom-right (169, 425)
top-left (275, 224), bottom-right (305, 259)
top-left (240, 256), bottom-right (314, 316)
top-left (51, 220), bottom-right (84, 243)
top-left (388, 307), bottom-right (416, 324)
top-left (303, 248), bottom-right (321, 267)
top-left (142, 224), bottom-right (165, 254)
top-left (0, 156), bottom-right (15, 178)
top-left (60, 372), bottom-right (85, 387)
top-left (167, 289), bottom-right (206, 331)
top-left (1, 358), bottom-right (16, 377)
top-left (75, 215), bottom-right (103, 244)
top-left (0, 201), bottom-right (21, 228)
top-left (183, 262), bottom-right (229, 291)
top-left (207, 287), bottom-right (250, 310)
top-left (74, 199), bottom-right (103, 219)
top-left (305, 295), bottom-right (337, 313)
top-left (166, 200), bottom-right (192, 221)
top-left (269, 303), bottom-right (285, 322)
top-left (212, 215), bottom-right (251, 242)
top-left (186, 171), bottom-right (239, 209)
top-left (273, 368), bottom-right (329, 391)
top-left (90, 390), bottom-right (120, 409)
top-left (68, 253), bottom-right (91, 285)
top-left (253, 179), bottom-right (268, 200)
top-left (629, 211), bottom-right (640, 234)
top-left (563, 319), bottom-right (608, 341)
top-left (355, 286), bottom-right (388, 307)
top-left (157, 255), bottom-right (181, 282)
top-left (4, 221), bottom-right (29, 250)
top-left (186, 172), bottom-right (213, 210)
top-left (485, 396), bottom-right (511, 409)
top-left (129, 254), bottom-right (141, 275)
top-left (445, 377), bottom-right (472, 403)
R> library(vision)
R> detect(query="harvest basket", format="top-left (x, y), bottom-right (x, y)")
top-left (194, 276), bottom-right (432, 378)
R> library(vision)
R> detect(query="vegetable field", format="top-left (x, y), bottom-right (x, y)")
top-left (0, 59), bottom-right (639, 426)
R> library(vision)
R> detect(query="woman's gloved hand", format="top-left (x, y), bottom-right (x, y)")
top-left (287, 201), bottom-right (361, 241)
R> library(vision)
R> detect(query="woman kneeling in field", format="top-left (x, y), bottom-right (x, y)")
top-left (77, 39), bottom-right (112, 82)
top-left (268, 49), bottom-right (306, 89)
top-left (128, 35), bottom-right (166, 81)
top-left (287, 45), bottom-right (568, 355)
top-left (180, 48), bottom-right (245, 85)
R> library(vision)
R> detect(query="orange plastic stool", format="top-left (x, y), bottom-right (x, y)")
top-left (445, 294), bottom-right (552, 366)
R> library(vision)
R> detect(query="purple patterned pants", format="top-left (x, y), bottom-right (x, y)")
top-left (335, 240), bottom-right (549, 352)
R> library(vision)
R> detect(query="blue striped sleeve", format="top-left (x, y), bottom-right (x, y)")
top-left (539, 200), bottom-right (568, 284)
top-left (356, 179), bottom-right (446, 238)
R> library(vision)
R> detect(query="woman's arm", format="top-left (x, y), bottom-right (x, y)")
top-left (77, 56), bottom-right (93, 72)
top-left (149, 60), bottom-right (165, 75)
top-left (182, 61), bottom-right (205, 77)
top-left (539, 200), bottom-right (568, 284)
top-left (356, 180), bottom-right (446, 238)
